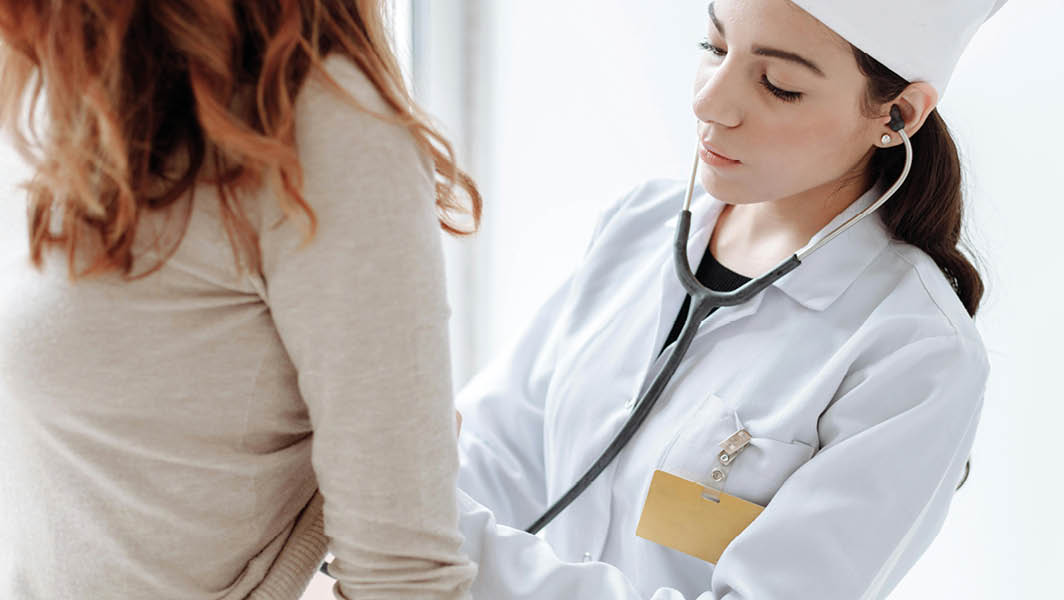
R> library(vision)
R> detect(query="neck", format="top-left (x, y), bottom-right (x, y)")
top-left (709, 174), bottom-right (873, 277)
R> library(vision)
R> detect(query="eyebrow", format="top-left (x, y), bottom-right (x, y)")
top-left (707, 2), bottom-right (827, 78)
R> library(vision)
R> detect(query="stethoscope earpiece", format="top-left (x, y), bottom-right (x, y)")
top-left (888, 104), bottom-right (906, 132)
top-left (882, 105), bottom-right (906, 145)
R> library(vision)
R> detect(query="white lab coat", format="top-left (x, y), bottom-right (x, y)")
top-left (454, 178), bottom-right (989, 599)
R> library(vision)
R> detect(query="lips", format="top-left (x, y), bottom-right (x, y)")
top-left (701, 141), bottom-right (739, 163)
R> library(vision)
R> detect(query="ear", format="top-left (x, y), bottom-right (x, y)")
top-left (877, 81), bottom-right (939, 146)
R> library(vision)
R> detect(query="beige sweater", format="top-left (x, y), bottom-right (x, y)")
top-left (0, 55), bottom-right (476, 599)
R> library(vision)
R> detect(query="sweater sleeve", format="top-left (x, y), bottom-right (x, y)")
top-left (255, 55), bottom-right (476, 599)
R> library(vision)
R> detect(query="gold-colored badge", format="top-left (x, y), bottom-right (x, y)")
top-left (635, 428), bottom-right (764, 563)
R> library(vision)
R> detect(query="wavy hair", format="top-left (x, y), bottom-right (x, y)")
top-left (0, 0), bottom-right (481, 280)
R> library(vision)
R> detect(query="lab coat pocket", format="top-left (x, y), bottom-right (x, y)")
top-left (656, 393), bottom-right (816, 507)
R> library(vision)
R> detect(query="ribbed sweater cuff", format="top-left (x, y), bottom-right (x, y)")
top-left (248, 491), bottom-right (328, 600)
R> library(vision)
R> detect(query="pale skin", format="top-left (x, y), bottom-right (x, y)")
top-left (697, 0), bottom-right (938, 276)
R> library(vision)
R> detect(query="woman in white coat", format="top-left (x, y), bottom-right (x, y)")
top-left (453, 1), bottom-right (1007, 598)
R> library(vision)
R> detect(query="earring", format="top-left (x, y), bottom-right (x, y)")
top-left (880, 134), bottom-right (892, 145)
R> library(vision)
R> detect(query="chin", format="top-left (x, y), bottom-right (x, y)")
top-left (698, 166), bottom-right (787, 206)
top-left (697, 169), bottom-right (752, 205)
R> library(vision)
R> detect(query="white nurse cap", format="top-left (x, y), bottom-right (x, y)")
top-left (790, 0), bottom-right (1009, 98)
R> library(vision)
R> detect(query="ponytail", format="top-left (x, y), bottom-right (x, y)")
top-left (853, 45), bottom-right (984, 317)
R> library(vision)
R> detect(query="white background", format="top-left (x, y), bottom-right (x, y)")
top-left (0, 1), bottom-right (1058, 599)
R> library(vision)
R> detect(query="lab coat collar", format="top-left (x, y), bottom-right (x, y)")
top-left (666, 179), bottom-right (891, 312)
top-left (774, 181), bottom-right (892, 311)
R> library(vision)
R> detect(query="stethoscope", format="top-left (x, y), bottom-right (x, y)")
top-left (321, 106), bottom-right (913, 577)
top-left (524, 105), bottom-right (912, 535)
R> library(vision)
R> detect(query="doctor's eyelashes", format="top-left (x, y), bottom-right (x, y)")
top-left (759, 75), bottom-right (803, 102)
top-left (698, 38), bottom-right (726, 57)
top-left (696, 38), bottom-right (804, 103)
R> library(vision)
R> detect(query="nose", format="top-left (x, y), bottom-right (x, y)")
top-left (692, 61), bottom-right (742, 129)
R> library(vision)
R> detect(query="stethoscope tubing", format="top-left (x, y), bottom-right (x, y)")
top-left (525, 114), bottom-right (911, 536)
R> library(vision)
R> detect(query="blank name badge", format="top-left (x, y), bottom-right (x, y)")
top-left (636, 428), bottom-right (764, 564)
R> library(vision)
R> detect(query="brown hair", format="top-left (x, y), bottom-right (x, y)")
top-left (0, 0), bottom-right (481, 280)
top-left (852, 45), bottom-right (985, 318)
top-left (852, 45), bottom-right (984, 491)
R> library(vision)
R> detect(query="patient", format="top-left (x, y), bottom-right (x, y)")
top-left (0, 1), bottom-right (480, 598)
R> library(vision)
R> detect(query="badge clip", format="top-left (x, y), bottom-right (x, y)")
top-left (635, 428), bottom-right (762, 563)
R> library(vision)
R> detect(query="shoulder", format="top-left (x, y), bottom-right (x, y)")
top-left (293, 53), bottom-right (429, 176)
top-left (847, 237), bottom-right (989, 379)
top-left (252, 53), bottom-right (436, 263)
top-left (889, 242), bottom-right (980, 333)
top-left (590, 177), bottom-right (694, 241)
top-left (879, 240), bottom-right (983, 341)
top-left (297, 52), bottom-right (393, 118)
top-left (610, 177), bottom-right (692, 219)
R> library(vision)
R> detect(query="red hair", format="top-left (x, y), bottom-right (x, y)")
top-left (0, 0), bottom-right (481, 280)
